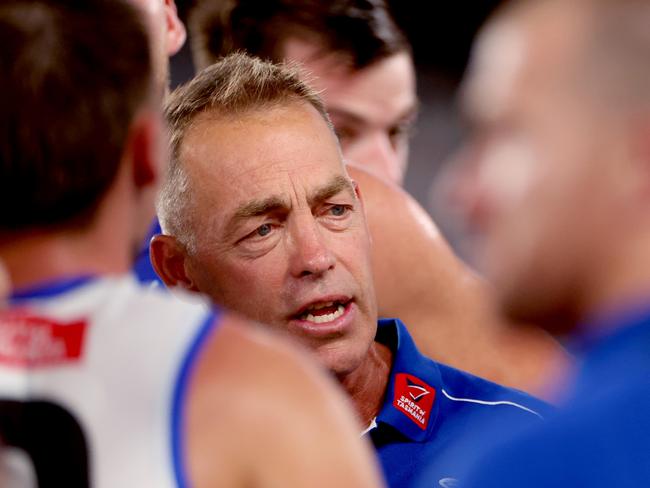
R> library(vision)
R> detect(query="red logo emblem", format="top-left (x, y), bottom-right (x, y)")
top-left (0, 310), bottom-right (87, 367)
top-left (393, 373), bottom-right (435, 430)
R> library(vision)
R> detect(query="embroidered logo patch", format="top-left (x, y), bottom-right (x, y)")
top-left (0, 310), bottom-right (87, 367)
top-left (393, 373), bottom-right (435, 430)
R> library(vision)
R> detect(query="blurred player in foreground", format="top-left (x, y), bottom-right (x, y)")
top-left (0, 1), bottom-right (383, 486)
top-left (186, 0), bottom-right (569, 396)
top-left (450, 0), bottom-right (650, 485)
top-left (151, 52), bottom-right (551, 487)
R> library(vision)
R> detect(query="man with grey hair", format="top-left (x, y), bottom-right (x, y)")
top-left (443, 0), bottom-right (650, 486)
top-left (133, 0), bottom-right (567, 397)
top-left (151, 52), bottom-right (550, 488)
top-left (184, 0), bottom-right (569, 395)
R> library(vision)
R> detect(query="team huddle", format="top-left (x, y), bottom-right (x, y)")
top-left (1, 0), bottom-right (649, 487)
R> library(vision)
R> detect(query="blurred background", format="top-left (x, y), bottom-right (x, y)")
top-left (170, 0), bottom-right (504, 254)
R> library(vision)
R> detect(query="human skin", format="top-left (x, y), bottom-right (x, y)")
top-left (0, 3), bottom-right (382, 486)
top-left (348, 163), bottom-right (570, 395)
top-left (284, 39), bottom-right (417, 185)
top-left (1, 96), bottom-right (384, 488)
top-left (148, 1), bottom-right (567, 397)
top-left (282, 37), bottom-right (569, 395)
top-left (151, 100), bottom-right (395, 425)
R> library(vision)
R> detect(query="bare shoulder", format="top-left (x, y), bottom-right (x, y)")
top-left (347, 163), bottom-right (471, 312)
top-left (185, 312), bottom-right (384, 488)
top-left (347, 164), bottom-right (459, 271)
top-left (348, 164), bottom-right (443, 232)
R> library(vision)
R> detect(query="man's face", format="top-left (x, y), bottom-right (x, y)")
top-left (283, 39), bottom-right (417, 185)
top-left (455, 14), bottom-right (629, 328)
top-left (180, 102), bottom-right (378, 375)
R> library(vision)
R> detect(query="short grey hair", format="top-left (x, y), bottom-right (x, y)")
top-left (157, 52), bottom-right (334, 254)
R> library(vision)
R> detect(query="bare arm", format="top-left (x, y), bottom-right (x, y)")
top-left (348, 164), bottom-right (571, 397)
top-left (187, 313), bottom-right (385, 488)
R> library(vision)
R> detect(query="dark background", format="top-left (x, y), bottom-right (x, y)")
top-left (172, 1), bottom-right (502, 79)
top-left (170, 1), bottom-right (504, 249)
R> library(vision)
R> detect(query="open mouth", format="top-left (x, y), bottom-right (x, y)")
top-left (294, 299), bottom-right (351, 324)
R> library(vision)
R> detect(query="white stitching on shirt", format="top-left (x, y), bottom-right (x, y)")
top-left (441, 389), bottom-right (544, 419)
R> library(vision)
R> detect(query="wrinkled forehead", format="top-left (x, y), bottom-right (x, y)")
top-left (180, 102), bottom-right (348, 205)
top-left (463, 2), bottom-right (588, 123)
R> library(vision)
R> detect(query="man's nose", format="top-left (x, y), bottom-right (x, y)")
top-left (288, 217), bottom-right (336, 278)
top-left (358, 132), bottom-right (402, 184)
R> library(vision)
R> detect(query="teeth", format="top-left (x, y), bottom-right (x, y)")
top-left (302, 304), bottom-right (345, 324)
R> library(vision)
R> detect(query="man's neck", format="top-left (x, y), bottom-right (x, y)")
top-left (1, 163), bottom-right (141, 291)
top-left (338, 341), bottom-right (393, 429)
top-left (1, 225), bottom-right (132, 291)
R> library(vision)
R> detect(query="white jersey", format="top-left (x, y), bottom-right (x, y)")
top-left (0, 274), bottom-right (218, 487)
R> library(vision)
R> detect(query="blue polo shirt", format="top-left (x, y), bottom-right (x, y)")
top-left (461, 305), bottom-right (650, 488)
top-left (368, 319), bottom-right (551, 487)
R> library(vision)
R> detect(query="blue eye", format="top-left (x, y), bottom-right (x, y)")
top-left (330, 205), bottom-right (347, 216)
top-left (256, 224), bottom-right (272, 236)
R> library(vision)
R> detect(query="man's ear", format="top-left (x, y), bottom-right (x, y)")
top-left (163, 0), bottom-right (186, 56)
top-left (150, 234), bottom-right (198, 290)
top-left (126, 110), bottom-right (163, 189)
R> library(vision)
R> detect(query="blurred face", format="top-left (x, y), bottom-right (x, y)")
top-left (455, 15), bottom-right (630, 328)
top-left (179, 102), bottom-right (378, 375)
top-left (284, 39), bottom-right (417, 185)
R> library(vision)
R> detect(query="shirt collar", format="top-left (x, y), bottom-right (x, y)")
top-left (373, 318), bottom-right (442, 442)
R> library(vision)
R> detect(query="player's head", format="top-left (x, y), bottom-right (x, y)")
top-left (456, 0), bottom-right (650, 331)
top-left (151, 53), bottom-right (378, 375)
top-left (129, 0), bottom-right (186, 91)
top-left (189, 0), bottom-right (416, 184)
top-left (0, 0), bottom-right (159, 253)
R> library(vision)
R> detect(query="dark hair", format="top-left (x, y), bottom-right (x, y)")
top-left (189, 0), bottom-right (410, 71)
top-left (0, 0), bottom-right (152, 232)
